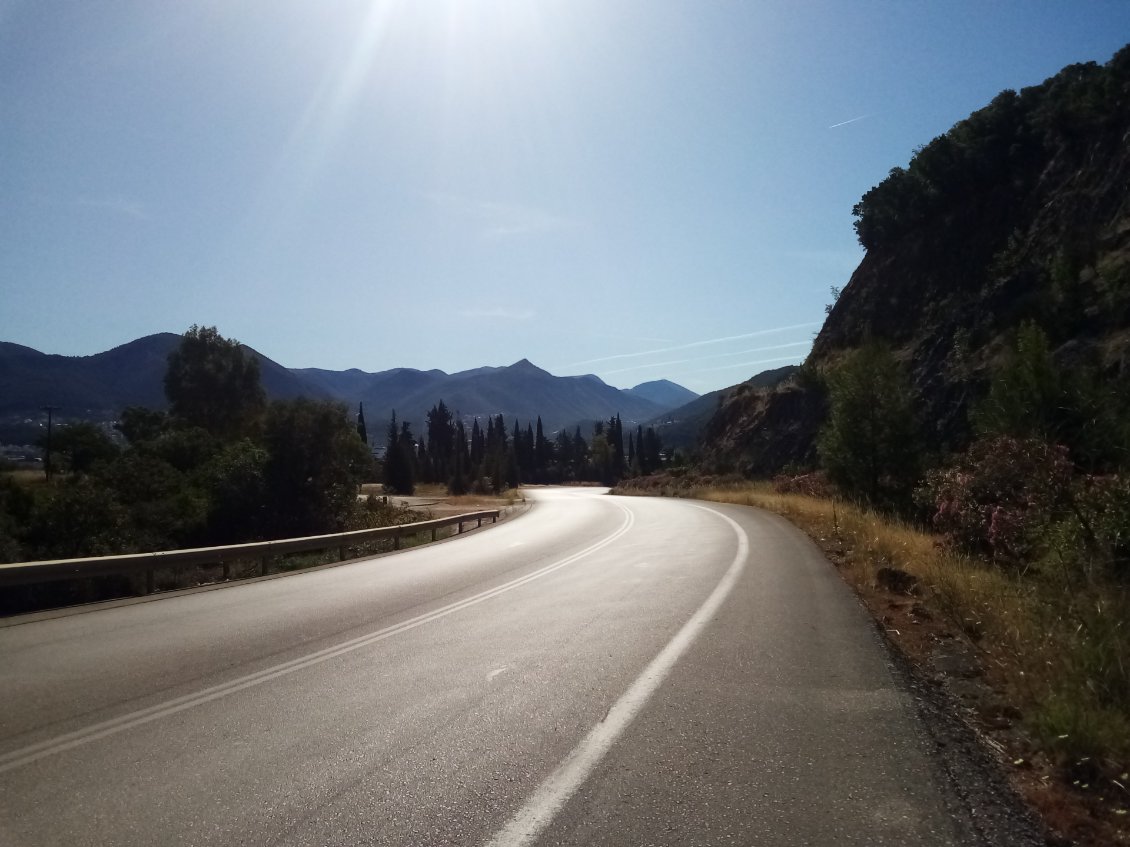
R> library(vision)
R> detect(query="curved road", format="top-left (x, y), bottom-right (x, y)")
top-left (0, 489), bottom-right (1010, 845)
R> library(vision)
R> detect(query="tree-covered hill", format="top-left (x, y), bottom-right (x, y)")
top-left (703, 44), bottom-right (1130, 473)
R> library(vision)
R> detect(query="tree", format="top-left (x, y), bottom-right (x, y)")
top-left (262, 399), bottom-right (370, 535)
top-left (164, 325), bottom-right (266, 439)
top-left (817, 343), bottom-right (921, 509)
top-left (642, 426), bottom-right (663, 473)
top-left (194, 440), bottom-right (268, 544)
top-left (470, 419), bottom-right (484, 474)
top-left (116, 407), bottom-right (168, 445)
top-left (590, 432), bottom-right (612, 484)
top-left (974, 321), bottom-right (1063, 443)
top-left (102, 450), bottom-right (209, 550)
top-left (24, 477), bottom-right (133, 558)
top-left (425, 401), bottom-right (455, 484)
top-left (974, 321), bottom-right (1130, 472)
top-left (356, 403), bottom-right (368, 445)
top-left (449, 419), bottom-right (470, 495)
top-left (43, 422), bottom-right (120, 475)
top-left (534, 417), bottom-right (551, 482)
top-left (383, 411), bottom-right (416, 495)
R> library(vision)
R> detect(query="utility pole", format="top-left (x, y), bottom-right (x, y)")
top-left (42, 405), bottom-right (58, 481)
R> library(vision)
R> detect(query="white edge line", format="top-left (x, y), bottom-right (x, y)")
top-left (0, 503), bottom-right (636, 774)
top-left (483, 504), bottom-right (749, 847)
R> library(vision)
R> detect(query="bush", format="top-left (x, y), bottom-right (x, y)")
top-left (918, 436), bottom-right (1074, 566)
top-left (817, 343), bottom-right (921, 510)
top-left (1070, 474), bottom-right (1130, 579)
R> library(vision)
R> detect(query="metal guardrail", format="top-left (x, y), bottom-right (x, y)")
top-left (0, 510), bottom-right (502, 593)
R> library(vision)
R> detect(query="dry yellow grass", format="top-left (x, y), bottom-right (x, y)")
top-left (1, 468), bottom-right (49, 487)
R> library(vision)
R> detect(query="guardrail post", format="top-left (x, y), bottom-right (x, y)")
top-left (492, 514), bottom-right (497, 523)
top-left (261, 555), bottom-right (270, 576)
top-left (145, 568), bottom-right (154, 595)
top-left (339, 544), bottom-right (347, 562)
top-left (222, 562), bottom-right (230, 581)
top-left (430, 528), bottom-right (437, 542)
top-left (394, 529), bottom-right (401, 551)
top-left (458, 520), bottom-right (464, 534)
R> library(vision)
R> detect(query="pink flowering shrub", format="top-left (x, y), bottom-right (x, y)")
top-left (917, 436), bottom-right (1074, 565)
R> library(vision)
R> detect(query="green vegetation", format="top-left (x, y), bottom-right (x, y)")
top-left (164, 324), bottom-right (266, 440)
top-left (636, 321), bottom-right (1130, 838)
top-left (1, 326), bottom-right (670, 565)
top-left (390, 406), bottom-right (664, 495)
top-left (852, 46), bottom-right (1130, 254)
top-left (0, 326), bottom-right (376, 564)
top-left (817, 342), bottom-right (920, 510)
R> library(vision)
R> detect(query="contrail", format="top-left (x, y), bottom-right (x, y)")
top-left (687, 354), bottom-right (804, 375)
top-left (602, 341), bottom-right (811, 376)
top-left (564, 322), bottom-right (819, 369)
top-left (828, 114), bottom-right (871, 129)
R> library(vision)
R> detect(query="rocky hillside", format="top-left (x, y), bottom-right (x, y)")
top-left (703, 45), bottom-right (1130, 474)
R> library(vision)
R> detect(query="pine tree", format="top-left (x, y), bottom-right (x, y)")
top-left (450, 418), bottom-right (470, 495)
top-left (383, 410), bottom-right (416, 494)
top-left (534, 417), bottom-right (550, 482)
top-left (426, 400), bottom-right (455, 484)
top-left (470, 419), bottom-right (484, 476)
top-left (356, 403), bottom-right (368, 445)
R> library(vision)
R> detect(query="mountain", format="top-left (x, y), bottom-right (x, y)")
top-left (1, 338), bottom-right (695, 441)
top-left (0, 334), bottom-right (326, 426)
top-left (701, 46), bottom-right (1130, 474)
top-left (342, 360), bottom-right (671, 434)
top-left (647, 366), bottom-right (798, 451)
top-left (627, 380), bottom-right (699, 410)
top-left (0, 334), bottom-right (180, 419)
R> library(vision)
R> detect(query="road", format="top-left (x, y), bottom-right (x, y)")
top-left (0, 488), bottom-right (1023, 846)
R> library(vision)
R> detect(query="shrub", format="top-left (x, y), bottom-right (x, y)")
top-left (1070, 474), bottom-right (1130, 579)
top-left (817, 342), bottom-right (921, 510)
top-left (918, 436), bottom-right (1074, 566)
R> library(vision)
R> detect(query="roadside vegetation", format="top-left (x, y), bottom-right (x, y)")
top-left (617, 322), bottom-right (1130, 845)
top-left (379, 401), bottom-right (665, 495)
top-left (0, 325), bottom-right (664, 614)
top-left (0, 326), bottom-right (383, 569)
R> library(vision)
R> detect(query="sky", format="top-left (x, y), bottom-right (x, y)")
top-left (2, 2), bottom-right (1128, 395)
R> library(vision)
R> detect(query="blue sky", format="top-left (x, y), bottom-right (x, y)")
top-left (2, 2), bottom-right (1128, 394)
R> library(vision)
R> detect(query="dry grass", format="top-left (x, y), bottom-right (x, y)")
top-left (1, 468), bottom-right (49, 487)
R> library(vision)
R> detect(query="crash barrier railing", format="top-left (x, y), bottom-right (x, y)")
top-left (0, 510), bottom-right (502, 594)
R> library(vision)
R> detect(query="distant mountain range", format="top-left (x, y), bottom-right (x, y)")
top-left (0, 333), bottom-right (703, 442)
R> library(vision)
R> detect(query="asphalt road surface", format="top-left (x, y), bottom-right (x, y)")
top-left (0, 488), bottom-right (1031, 846)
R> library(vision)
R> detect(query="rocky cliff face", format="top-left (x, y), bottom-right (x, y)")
top-left (703, 45), bottom-right (1130, 475)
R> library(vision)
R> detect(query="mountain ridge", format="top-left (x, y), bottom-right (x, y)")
top-left (0, 336), bottom-right (700, 440)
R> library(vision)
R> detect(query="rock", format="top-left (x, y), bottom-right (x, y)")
top-left (876, 566), bottom-right (920, 595)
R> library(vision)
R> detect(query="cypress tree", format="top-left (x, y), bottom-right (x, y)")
top-left (356, 403), bottom-right (368, 445)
